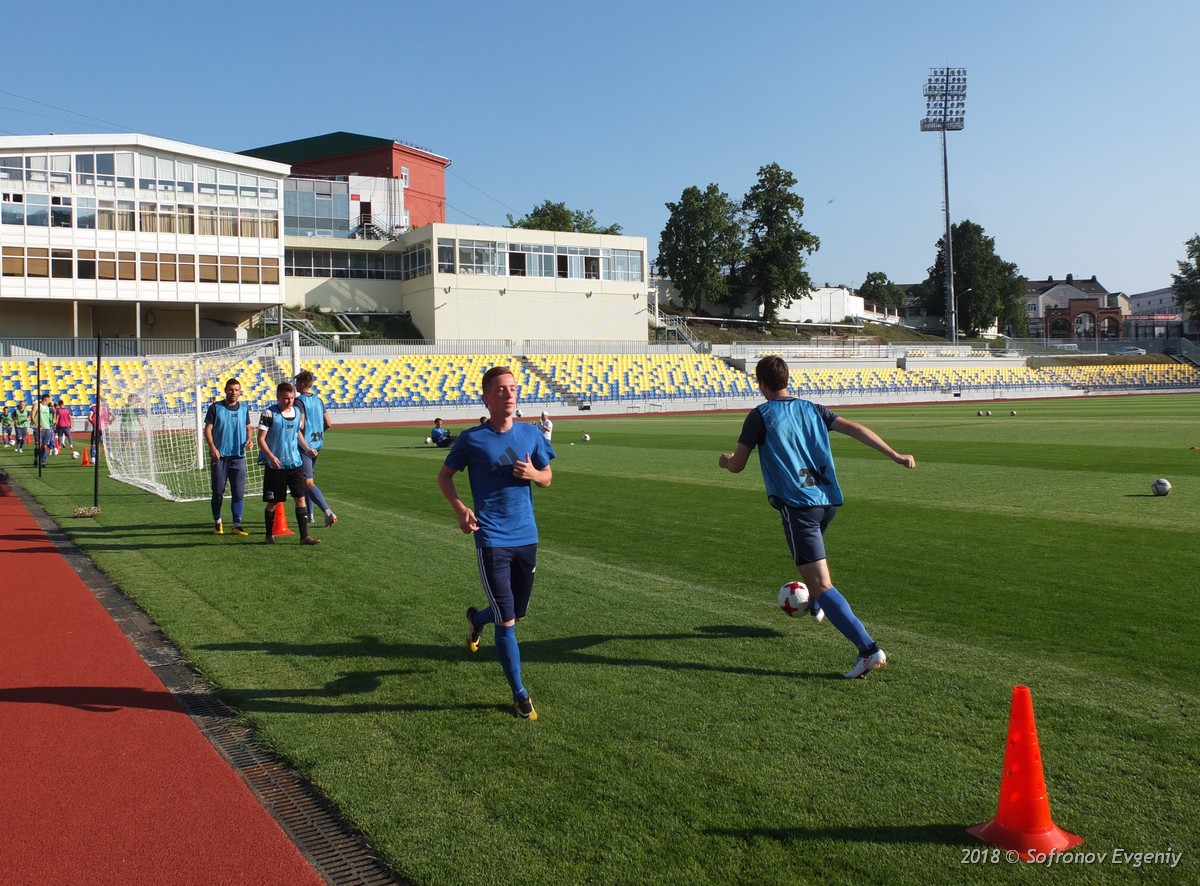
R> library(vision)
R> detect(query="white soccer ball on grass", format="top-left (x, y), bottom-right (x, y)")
top-left (582, 433), bottom-right (591, 442)
top-left (72, 450), bottom-right (80, 459)
top-left (425, 437), bottom-right (432, 445)
top-left (778, 581), bottom-right (810, 617)
top-left (1151, 478), bottom-right (1172, 496)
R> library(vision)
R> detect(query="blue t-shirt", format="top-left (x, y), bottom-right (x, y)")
top-left (296, 391), bottom-right (326, 452)
top-left (738, 398), bottom-right (843, 508)
top-left (204, 400), bottom-right (251, 458)
top-left (443, 421), bottom-right (555, 548)
top-left (258, 406), bottom-right (303, 470)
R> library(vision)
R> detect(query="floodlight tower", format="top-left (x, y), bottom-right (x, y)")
top-left (921, 67), bottom-right (967, 344)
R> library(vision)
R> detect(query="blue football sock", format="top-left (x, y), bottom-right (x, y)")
top-left (232, 500), bottom-right (244, 524)
top-left (308, 484), bottom-right (329, 516)
top-left (471, 606), bottom-right (495, 629)
top-left (815, 588), bottom-right (875, 655)
top-left (494, 624), bottom-right (526, 700)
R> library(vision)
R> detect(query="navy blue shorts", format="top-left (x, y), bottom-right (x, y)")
top-left (299, 448), bottom-right (319, 481)
top-left (476, 544), bottom-right (537, 624)
top-left (778, 504), bottom-right (838, 566)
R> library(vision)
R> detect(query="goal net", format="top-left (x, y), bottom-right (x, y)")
top-left (101, 333), bottom-right (298, 502)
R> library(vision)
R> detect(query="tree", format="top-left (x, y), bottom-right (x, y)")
top-left (1171, 234), bottom-right (1200, 324)
top-left (657, 184), bottom-right (745, 314)
top-left (857, 271), bottom-right (906, 312)
top-left (741, 163), bottom-right (819, 323)
top-left (922, 220), bottom-right (1027, 338)
top-left (506, 200), bottom-right (622, 235)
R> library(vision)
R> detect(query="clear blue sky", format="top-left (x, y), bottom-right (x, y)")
top-left (4, 0), bottom-right (1196, 295)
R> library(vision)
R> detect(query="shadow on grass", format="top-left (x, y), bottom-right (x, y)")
top-left (705, 822), bottom-right (969, 846)
top-left (192, 625), bottom-right (839, 714)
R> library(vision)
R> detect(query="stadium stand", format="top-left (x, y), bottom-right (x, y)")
top-left (4, 355), bottom-right (1199, 416)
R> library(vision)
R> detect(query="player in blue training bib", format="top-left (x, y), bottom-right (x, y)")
top-left (203, 377), bottom-right (253, 536)
top-left (294, 369), bottom-right (337, 528)
top-left (257, 381), bottom-right (320, 546)
top-left (718, 355), bottom-right (916, 680)
top-left (438, 366), bottom-right (555, 720)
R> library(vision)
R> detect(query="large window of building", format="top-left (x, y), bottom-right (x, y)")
top-left (0, 245), bottom-right (278, 287)
top-left (458, 240), bottom-right (505, 275)
top-left (285, 248), bottom-right (409, 281)
top-left (0, 149), bottom-right (283, 240)
top-left (435, 237), bottom-right (643, 282)
top-left (283, 178), bottom-right (351, 238)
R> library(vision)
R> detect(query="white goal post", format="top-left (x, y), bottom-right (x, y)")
top-left (102, 332), bottom-right (299, 502)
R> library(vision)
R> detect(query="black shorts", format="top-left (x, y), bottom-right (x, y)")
top-left (262, 465), bottom-right (307, 503)
top-left (779, 504), bottom-right (838, 566)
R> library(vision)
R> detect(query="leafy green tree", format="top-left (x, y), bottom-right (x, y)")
top-left (741, 163), bottom-right (820, 323)
top-left (857, 271), bottom-right (906, 312)
top-left (1171, 234), bottom-right (1200, 324)
top-left (657, 184), bottom-right (745, 314)
top-left (506, 200), bottom-right (622, 235)
top-left (922, 220), bottom-right (1027, 338)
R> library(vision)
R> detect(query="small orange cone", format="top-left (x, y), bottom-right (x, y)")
top-left (80, 447), bottom-right (92, 466)
top-left (26, 429), bottom-right (34, 444)
top-left (967, 686), bottom-right (1083, 860)
top-left (271, 502), bottom-right (294, 536)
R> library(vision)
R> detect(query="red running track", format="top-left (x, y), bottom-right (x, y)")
top-left (0, 483), bottom-right (325, 886)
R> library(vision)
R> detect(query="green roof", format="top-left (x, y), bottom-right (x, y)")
top-left (240, 132), bottom-right (395, 164)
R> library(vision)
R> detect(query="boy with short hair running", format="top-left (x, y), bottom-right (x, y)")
top-left (718, 354), bottom-right (915, 679)
top-left (437, 366), bottom-right (555, 719)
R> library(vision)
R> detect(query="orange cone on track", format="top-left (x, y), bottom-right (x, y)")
top-left (80, 447), bottom-right (92, 466)
top-left (967, 685), bottom-right (1083, 860)
top-left (271, 502), bottom-right (293, 536)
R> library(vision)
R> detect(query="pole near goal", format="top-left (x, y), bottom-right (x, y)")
top-left (194, 353), bottom-right (204, 472)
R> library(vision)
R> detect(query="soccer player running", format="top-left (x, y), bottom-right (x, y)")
top-left (718, 355), bottom-right (915, 679)
top-left (204, 377), bottom-right (254, 536)
top-left (294, 370), bottom-right (337, 528)
top-left (437, 366), bottom-right (555, 720)
top-left (257, 381), bottom-right (320, 546)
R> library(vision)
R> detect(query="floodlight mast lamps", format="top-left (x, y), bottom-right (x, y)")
top-left (921, 66), bottom-right (967, 344)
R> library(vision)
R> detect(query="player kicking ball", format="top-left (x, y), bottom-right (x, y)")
top-left (437, 366), bottom-right (555, 719)
top-left (718, 355), bottom-right (915, 679)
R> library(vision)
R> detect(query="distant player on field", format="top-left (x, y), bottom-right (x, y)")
top-left (258, 381), bottom-right (319, 546)
top-left (537, 411), bottom-right (553, 443)
top-left (204, 377), bottom-right (253, 536)
top-left (294, 370), bottom-right (337, 528)
top-left (437, 366), bottom-right (555, 720)
top-left (717, 354), bottom-right (915, 679)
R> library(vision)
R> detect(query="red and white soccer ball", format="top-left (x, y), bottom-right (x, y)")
top-left (778, 581), bottom-right (810, 617)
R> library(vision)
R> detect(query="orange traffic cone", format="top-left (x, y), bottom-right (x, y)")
top-left (80, 447), bottom-right (92, 466)
top-left (271, 502), bottom-right (294, 536)
top-left (967, 686), bottom-right (1083, 860)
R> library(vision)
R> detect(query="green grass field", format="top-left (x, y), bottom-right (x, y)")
top-left (4, 394), bottom-right (1198, 885)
